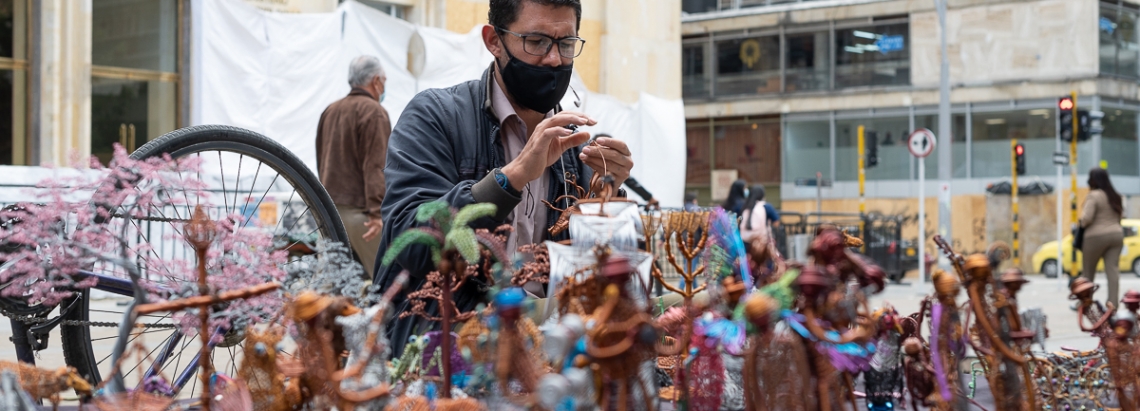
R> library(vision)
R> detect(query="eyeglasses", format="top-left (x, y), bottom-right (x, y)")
top-left (495, 28), bottom-right (586, 59)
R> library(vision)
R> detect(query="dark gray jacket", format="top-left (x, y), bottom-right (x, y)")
top-left (374, 66), bottom-right (591, 357)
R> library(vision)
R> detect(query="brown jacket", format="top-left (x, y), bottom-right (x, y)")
top-left (316, 88), bottom-right (391, 218)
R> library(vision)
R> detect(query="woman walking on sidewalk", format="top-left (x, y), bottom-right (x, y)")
top-left (1080, 167), bottom-right (1125, 306)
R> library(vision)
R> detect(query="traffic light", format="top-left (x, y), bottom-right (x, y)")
top-left (1078, 110), bottom-right (1105, 141)
top-left (866, 131), bottom-right (879, 168)
top-left (1059, 97), bottom-right (1074, 142)
top-left (1014, 143), bottom-right (1026, 175)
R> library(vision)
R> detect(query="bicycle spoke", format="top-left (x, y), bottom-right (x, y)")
top-left (218, 151), bottom-right (229, 216)
top-left (241, 172), bottom-right (281, 231)
top-left (124, 332), bottom-right (178, 378)
top-left (89, 309), bottom-right (171, 319)
top-left (162, 330), bottom-right (196, 376)
top-left (283, 205), bottom-right (312, 235)
top-left (273, 189), bottom-right (299, 234)
top-left (282, 227), bottom-right (320, 253)
top-left (231, 154), bottom-right (245, 218)
top-left (96, 311), bottom-right (173, 366)
top-left (241, 161), bottom-right (264, 219)
top-left (90, 328), bottom-right (172, 343)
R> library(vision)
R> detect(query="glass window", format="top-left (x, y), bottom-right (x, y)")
top-left (686, 124), bottom-right (711, 186)
top-left (91, 0), bottom-right (180, 163)
top-left (683, 43), bottom-right (709, 99)
top-left (784, 120), bottom-right (830, 183)
top-left (1100, 4), bottom-right (1140, 78)
top-left (682, 0), bottom-right (718, 14)
top-left (358, 0), bottom-right (408, 19)
top-left (714, 120), bottom-right (781, 184)
top-left (92, 0), bottom-right (177, 72)
top-left (785, 31), bottom-right (829, 92)
top-left (0, 0), bottom-right (27, 166)
top-left (969, 109), bottom-right (1092, 177)
top-left (1102, 108), bottom-right (1139, 176)
top-left (835, 23), bottom-right (910, 88)
top-left (91, 79), bottom-right (177, 164)
top-left (714, 35), bottom-right (779, 96)
top-left (834, 117), bottom-right (910, 181)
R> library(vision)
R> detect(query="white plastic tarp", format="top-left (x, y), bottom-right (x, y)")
top-left (192, 0), bottom-right (685, 207)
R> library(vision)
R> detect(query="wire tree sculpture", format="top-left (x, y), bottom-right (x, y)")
top-left (0, 145), bottom-right (290, 401)
top-left (381, 200), bottom-right (510, 399)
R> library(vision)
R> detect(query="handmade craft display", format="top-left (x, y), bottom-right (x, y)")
top-left (23, 148), bottom-right (1140, 411)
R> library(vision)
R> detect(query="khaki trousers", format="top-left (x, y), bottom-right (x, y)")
top-left (1081, 230), bottom-right (1125, 307)
top-left (336, 204), bottom-right (382, 275)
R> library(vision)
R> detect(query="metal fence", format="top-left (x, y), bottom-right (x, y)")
top-left (774, 211), bottom-right (915, 281)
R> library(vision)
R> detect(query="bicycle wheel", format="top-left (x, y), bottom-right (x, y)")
top-left (59, 125), bottom-right (350, 398)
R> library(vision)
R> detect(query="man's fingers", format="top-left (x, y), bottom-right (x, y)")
top-left (580, 147), bottom-right (634, 169)
top-left (558, 131), bottom-right (591, 149)
top-left (541, 112), bottom-right (596, 129)
top-left (363, 226), bottom-right (381, 242)
top-left (593, 137), bottom-right (631, 156)
top-left (581, 155), bottom-right (632, 179)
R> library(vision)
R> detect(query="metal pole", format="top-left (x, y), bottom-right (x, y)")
top-left (1012, 139), bottom-right (1020, 268)
top-left (936, 0), bottom-right (953, 271)
top-left (816, 171), bottom-right (822, 215)
top-left (858, 125), bottom-right (866, 216)
top-left (1057, 104), bottom-right (1064, 287)
top-left (919, 154), bottom-right (926, 284)
top-left (1071, 92), bottom-right (1079, 277)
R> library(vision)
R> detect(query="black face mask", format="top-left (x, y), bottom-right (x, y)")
top-left (497, 39), bottom-right (573, 114)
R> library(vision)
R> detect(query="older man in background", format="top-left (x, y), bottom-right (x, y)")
top-left (316, 55), bottom-right (391, 271)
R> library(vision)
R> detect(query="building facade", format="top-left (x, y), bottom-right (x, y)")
top-left (683, 0), bottom-right (1140, 261)
top-left (8, 0), bottom-right (678, 166)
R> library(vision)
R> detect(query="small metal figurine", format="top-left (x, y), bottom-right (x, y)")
top-left (0, 361), bottom-right (91, 410)
top-left (741, 293), bottom-right (779, 411)
top-left (936, 235), bottom-right (1037, 411)
top-left (927, 268), bottom-right (967, 410)
top-left (1070, 277), bottom-right (1136, 411)
top-left (789, 227), bottom-right (886, 411)
top-left (586, 254), bottom-right (658, 411)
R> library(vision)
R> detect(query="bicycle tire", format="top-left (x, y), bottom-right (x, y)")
top-left (60, 124), bottom-right (350, 388)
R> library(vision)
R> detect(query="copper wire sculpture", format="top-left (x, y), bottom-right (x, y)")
top-left (790, 227), bottom-right (886, 411)
top-left (934, 236), bottom-right (1038, 411)
top-left (586, 254), bottom-right (658, 411)
top-left (1069, 276), bottom-right (1134, 410)
top-left (649, 210), bottom-right (709, 404)
top-left (0, 361), bottom-right (91, 410)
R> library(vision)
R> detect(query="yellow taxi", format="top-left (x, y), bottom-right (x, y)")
top-left (1032, 219), bottom-right (1140, 278)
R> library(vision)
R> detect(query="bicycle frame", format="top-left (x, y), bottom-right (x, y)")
top-left (74, 269), bottom-right (226, 396)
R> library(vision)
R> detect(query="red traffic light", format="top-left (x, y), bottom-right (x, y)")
top-left (1015, 144), bottom-right (1025, 156)
top-left (1059, 97), bottom-right (1074, 111)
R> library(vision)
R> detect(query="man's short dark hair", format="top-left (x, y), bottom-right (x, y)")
top-left (684, 191), bottom-right (698, 203)
top-left (489, 0), bottom-right (582, 31)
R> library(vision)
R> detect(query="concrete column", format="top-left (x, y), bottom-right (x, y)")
top-left (37, 0), bottom-right (91, 166)
top-left (600, 0), bottom-right (680, 102)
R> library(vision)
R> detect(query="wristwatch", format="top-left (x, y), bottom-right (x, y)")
top-left (493, 168), bottom-right (522, 197)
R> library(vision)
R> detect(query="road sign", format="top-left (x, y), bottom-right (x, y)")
top-left (1053, 152), bottom-right (1069, 166)
top-left (907, 128), bottom-right (937, 158)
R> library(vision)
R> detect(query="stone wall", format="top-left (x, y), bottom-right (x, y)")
top-left (911, 0), bottom-right (1099, 88)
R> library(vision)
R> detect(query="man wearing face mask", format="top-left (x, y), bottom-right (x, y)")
top-left (374, 0), bottom-right (634, 357)
top-left (316, 55), bottom-right (390, 272)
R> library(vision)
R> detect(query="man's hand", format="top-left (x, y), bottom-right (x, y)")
top-left (579, 137), bottom-right (633, 187)
top-left (363, 216), bottom-right (383, 242)
top-left (501, 111), bottom-right (596, 191)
